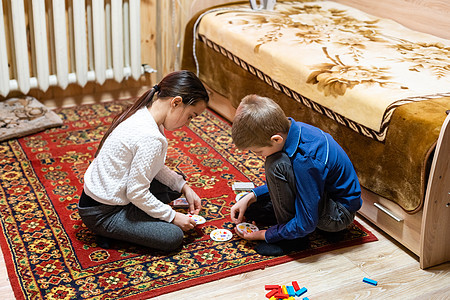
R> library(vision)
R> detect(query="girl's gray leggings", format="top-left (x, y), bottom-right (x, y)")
top-left (78, 179), bottom-right (184, 252)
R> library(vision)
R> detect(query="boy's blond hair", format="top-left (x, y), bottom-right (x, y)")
top-left (232, 94), bottom-right (290, 149)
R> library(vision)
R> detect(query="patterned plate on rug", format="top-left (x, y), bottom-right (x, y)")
top-left (236, 222), bottom-right (259, 235)
top-left (187, 214), bottom-right (206, 225)
top-left (210, 229), bottom-right (233, 241)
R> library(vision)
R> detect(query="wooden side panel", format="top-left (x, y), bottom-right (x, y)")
top-left (420, 113), bottom-right (450, 268)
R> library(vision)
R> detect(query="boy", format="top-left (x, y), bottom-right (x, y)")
top-left (230, 95), bottom-right (362, 256)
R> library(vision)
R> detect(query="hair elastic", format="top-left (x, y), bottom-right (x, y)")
top-left (153, 85), bottom-right (160, 92)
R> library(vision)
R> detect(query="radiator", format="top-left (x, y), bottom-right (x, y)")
top-left (0, 0), bottom-right (144, 97)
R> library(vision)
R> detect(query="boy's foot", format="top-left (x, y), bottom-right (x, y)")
top-left (96, 235), bottom-right (113, 249)
top-left (255, 242), bottom-right (285, 256)
top-left (316, 228), bottom-right (348, 243)
top-left (255, 237), bottom-right (309, 256)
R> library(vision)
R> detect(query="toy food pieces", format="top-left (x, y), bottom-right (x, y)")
top-left (187, 214), bottom-right (206, 225)
top-left (210, 229), bottom-right (233, 241)
top-left (236, 222), bottom-right (259, 235)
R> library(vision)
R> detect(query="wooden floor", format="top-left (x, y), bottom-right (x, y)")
top-left (0, 215), bottom-right (448, 299)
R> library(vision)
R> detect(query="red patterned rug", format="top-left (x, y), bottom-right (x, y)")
top-left (0, 100), bottom-right (377, 299)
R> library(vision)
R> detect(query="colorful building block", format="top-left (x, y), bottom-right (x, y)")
top-left (264, 282), bottom-right (308, 299)
top-left (296, 287), bottom-right (307, 297)
top-left (265, 284), bottom-right (280, 290)
top-left (265, 288), bottom-right (278, 298)
top-left (274, 293), bottom-right (289, 299)
top-left (363, 277), bottom-right (378, 286)
top-left (292, 281), bottom-right (300, 291)
top-left (286, 285), bottom-right (296, 296)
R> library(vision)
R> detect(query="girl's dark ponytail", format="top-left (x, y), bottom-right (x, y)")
top-left (94, 70), bottom-right (208, 157)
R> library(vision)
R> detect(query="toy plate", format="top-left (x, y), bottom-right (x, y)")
top-left (236, 222), bottom-right (259, 235)
top-left (187, 214), bottom-right (206, 225)
top-left (210, 229), bottom-right (233, 241)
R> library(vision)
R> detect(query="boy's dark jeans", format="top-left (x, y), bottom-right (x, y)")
top-left (246, 151), bottom-right (355, 233)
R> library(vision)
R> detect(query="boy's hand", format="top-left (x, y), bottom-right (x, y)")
top-left (230, 192), bottom-right (256, 224)
top-left (181, 184), bottom-right (202, 215)
top-left (235, 229), bottom-right (266, 241)
top-left (172, 212), bottom-right (196, 231)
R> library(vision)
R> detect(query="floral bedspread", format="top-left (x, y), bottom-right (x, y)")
top-left (196, 0), bottom-right (450, 141)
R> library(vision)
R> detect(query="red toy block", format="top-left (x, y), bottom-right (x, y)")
top-left (265, 284), bottom-right (280, 290)
top-left (265, 288), bottom-right (278, 298)
top-left (274, 293), bottom-right (289, 299)
top-left (292, 281), bottom-right (300, 291)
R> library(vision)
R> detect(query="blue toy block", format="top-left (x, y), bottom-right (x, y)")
top-left (363, 277), bottom-right (378, 286)
top-left (296, 287), bottom-right (307, 297)
top-left (303, 298), bottom-right (310, 300)
top-left (286, 285), bottom-right (296, 296)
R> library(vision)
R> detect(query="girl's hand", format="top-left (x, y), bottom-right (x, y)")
top-left (235, 229), bottom-right (266, 241)
top-left (181, 184), bottom-right (202, 215)
top-left (230, 192), bottom-right (256, 224)
top-left (172, 212), bottom-right (196, 231)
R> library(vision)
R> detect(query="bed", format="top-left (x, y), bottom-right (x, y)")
top-left (182, 0), bottom-right (450, 269)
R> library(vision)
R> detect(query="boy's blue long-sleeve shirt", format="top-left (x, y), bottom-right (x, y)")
top-left (253, 118), bottom-right (362, 243)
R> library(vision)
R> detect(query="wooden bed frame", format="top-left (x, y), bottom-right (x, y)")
top-left (189, 0), bottom-right (450, 269)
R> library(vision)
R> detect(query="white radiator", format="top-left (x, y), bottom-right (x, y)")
top-left (0, 0), bottom-right (143, 97)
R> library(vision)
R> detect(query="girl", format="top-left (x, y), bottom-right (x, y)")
top-left (78, 70), bottom-right (209, 252)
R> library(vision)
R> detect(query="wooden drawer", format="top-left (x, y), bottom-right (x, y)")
top-left (359, 188), bottom-right (423, 256)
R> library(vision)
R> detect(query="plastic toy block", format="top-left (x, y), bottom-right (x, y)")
top-left (363, 277), bottom-right (378, 286)
top-left (303, 298), bottom-right (310, 300)
top-left (286, 285), bottom-right (296, 296)
top-left (296, 287), bottom-right (307, 297)
top-left (232, 182), bottom-right (255, 191)
top-left (292, 281), bottom-right (300, 291)
top-left (274, 293), bottom-right (289, 299)
top-left (287, 297), bottom-right (295, 300)
top-left (265, 288), bottom-right (278, 298)
top-left (269, 297), bottom-right (277, 300)
top-left (282, 285), bottom-right (288, 294)
top-left (265, 285), bottom-right (280, 290)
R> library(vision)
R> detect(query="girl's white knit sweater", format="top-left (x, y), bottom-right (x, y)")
top-left (83, 107), bottom-right (186, 222)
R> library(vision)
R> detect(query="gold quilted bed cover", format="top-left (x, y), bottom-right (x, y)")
top-left (182, 0), bottom-right (450, 212)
